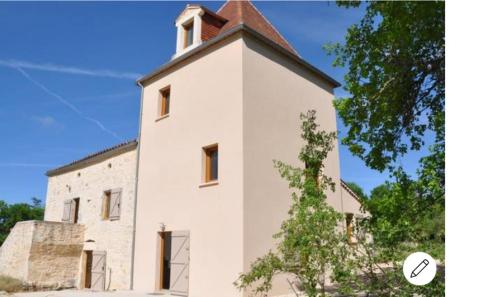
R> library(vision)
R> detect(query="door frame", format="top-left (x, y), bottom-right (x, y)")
top-left (156, 230), bottom-right (190, 294)
top-left (80, 250), bottom-right (93, 289)
top-left (156, 231), bottom-right (170, 291)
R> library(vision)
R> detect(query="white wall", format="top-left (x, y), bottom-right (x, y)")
top-left (44, 149), bottom-right (137, 290)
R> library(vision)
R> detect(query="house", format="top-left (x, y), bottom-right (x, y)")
top-left (0, 1), bottom-right (364, 296)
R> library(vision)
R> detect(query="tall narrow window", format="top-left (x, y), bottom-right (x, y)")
top-left (183, 21), bottom-right (194, 48)
top-left (102, 191), bottom-right (111, 220)
top-left (204, 145), bottom-right (218, 182)
top-left (346, 213), bottom-right (356, 244)
top-left (160, 87), bottom-right (170, 117)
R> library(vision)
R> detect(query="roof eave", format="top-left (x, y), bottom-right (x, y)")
top-left (137, 24), bottom-right (341, 89)
top-left (46, 140), bottom-right (137, 177)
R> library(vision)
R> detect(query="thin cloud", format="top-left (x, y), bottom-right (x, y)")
top-left (0, 59), bottom-right (142, 80)
top-left (14, 67), bottom-right (121, 141)
top-left (32, 115), bottom-right (57, 127)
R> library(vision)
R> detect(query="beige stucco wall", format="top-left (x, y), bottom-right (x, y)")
top-left (44, 148), bottom-right (137, 290)
top-left (133, 33), bottom-right (245, 296)
top-left (340, 185), bottom-right (363, 216)
top-left (241, 33), bottom-right (342, 296)
top-left (0, 221), bottom-right (84, 288)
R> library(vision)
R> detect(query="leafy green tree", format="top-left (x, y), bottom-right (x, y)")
top-left (344, 181), bottom-right (368, 201)
top-left (353, 168), bottom-right (444, 296)
top-left (323, 1), bottom-right (445, 296)
top-left (0, 198), bottom-right (44, 245)
top-left (234, 111), bottom-right (355, 297)
top-left (325, 1), bottom-right (445, 172)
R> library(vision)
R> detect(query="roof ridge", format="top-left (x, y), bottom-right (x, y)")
top-left (246, 0), bottom-right (299, 56)
top-left (216, 0), bottom-right (230, 13)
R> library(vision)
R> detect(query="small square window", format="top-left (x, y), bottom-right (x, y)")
top-left (183, 21), bottom-right (194, 48)
top-left (159, 87), bottom-right (170, 117)
top-left (203, 145), bottom-right (218, 182)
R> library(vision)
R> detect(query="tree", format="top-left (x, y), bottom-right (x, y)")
top-left (344, 181), bottom-right (368, 201)
top-left (0, 198), bottom-right (44, 245)
top-left (323, 2), bottom-right (445, 296)
top-left (325, 1), bottom-right (445, 172)
top-left (234, 111), bottom-right (355, 297)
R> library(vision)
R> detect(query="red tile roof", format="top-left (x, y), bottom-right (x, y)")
top-left (216, 0), bottom-right (299, 56)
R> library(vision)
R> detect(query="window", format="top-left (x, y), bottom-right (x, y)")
top-left (62, 198), bottom-right (79, 223)
top-left (102, 189), bottom-right (122, 220)
top-left (203, 145), bottom-right (218, 182)
top-left (346, 213), bottom-right (357, 244)
top-left (159, 87), bottom-right (171, 117)
top-left (102, 191), bottom-right (111, 220)
top-left (183, 21), bottom-right (194, 48)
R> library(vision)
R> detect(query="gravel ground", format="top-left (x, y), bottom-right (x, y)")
top-left (8, 291), bottom-right (173, 297)
top-left (8, 290), bottom-right (298, 297)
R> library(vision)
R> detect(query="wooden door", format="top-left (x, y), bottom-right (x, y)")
top-left (169, 231), bottom-right (189, 296)
top-left (91, 251), bottom-right (106, 291)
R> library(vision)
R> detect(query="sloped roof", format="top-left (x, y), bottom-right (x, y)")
top-left (216, 0), bottom-right (298, 56)
top-left (46, 139), bottom-right (137, 177)
top-left (341, 179), bottom-right (363, 204)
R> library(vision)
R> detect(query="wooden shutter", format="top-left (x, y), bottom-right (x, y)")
top-left (91, 251), bottom-right (106, 291)
top-left (109, 189), bottom-right (121, 221)
top-left (62, 199), bottom-right (72, 222)
top-left (169, 231), bottom-right (190, 296)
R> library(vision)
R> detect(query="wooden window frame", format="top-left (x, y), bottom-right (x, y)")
top-left (203, 144), bottom-right (218, 183)
top-left (159, 86), bottom-right (171, 118)
top-left (346, 213), bottom-right (356, 245)
top-left (183, 20), bottom-right (194, 49)
top-left (102, 190), bottom-right (111, 220)
top-left (72, 198), bottom-right (80, 223)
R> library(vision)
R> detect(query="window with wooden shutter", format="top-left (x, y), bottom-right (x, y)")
top-left (69, 198), bottom-right (79, 223)
top-left (62, 199), bottom-right (72, 222)
top-left (102, 191), bottom-right (111, 220)
top-left (109, 188), bottom-right (122, 221)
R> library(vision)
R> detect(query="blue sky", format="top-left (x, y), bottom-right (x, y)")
top-left (0, 1), bottom-right (430, 205)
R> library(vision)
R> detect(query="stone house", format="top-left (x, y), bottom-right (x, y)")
top-left (0, 1), bottom-right (364, 296)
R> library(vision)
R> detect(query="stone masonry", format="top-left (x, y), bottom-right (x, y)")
top-left (0, 221), bottom-right (84, 287)
top-left (44, 145), bottom-right (137, 290)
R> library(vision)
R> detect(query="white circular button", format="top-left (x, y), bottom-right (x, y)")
top-left (403, 252), bottom-right (437, 286)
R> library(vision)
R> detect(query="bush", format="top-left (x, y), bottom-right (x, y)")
top-left (0, 275), bottom-right (24, 293)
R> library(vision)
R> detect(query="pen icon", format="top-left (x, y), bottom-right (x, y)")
top-left (410, 259), bottom-right (429, 278)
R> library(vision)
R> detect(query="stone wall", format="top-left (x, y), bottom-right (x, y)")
top-left (0, 221), bottom-right (84, 288)
top-left (0, 221), bottom-right (34, 280)
top-left (28, 221), bottom-right (85, 287)
top-left (44, 148), bottom-right (137, 290)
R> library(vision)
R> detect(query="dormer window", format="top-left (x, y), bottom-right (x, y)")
top-left (183, 21), bottom-right (194, 48)
top-left (173, 4), bottom-right (226, 59)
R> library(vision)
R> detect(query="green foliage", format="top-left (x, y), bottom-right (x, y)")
top-left (323, 2), bottom-right (445, 296)
top-left (352, 150), bottom-right (445, 296)
top-left (0, 197), bottom-right (44, 245)
top-left (235, 111), bottom-right (355, 297)
top-left (344, 181), bottom-right (368, 201)
top-left (325, 1), bottom-right (445, 172)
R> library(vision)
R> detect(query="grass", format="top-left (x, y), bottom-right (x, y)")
top-left (0, 275), bottom-right (24, 293)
